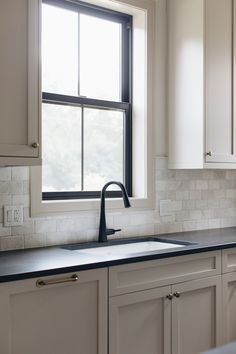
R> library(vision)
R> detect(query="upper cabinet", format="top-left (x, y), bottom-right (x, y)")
top-left (0, 0), bottom-right (41, 166)
top-left (168, 0), bottom-right (236, 169)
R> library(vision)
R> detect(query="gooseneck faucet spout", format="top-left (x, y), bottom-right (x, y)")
top-left (98, 181), bottom-right (131, 242)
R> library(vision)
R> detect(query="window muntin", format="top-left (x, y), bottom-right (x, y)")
top-left (42, 0), bottom-right (132, 200)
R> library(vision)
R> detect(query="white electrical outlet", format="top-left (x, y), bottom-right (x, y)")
top-left (159, 200), bottom-right (172, 216)
top-left (4, 205), bottom-right (23, 227)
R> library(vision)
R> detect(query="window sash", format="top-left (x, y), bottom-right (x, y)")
top-left (42, 93), bottom-right (132, 199)
top-left (42, 0), bottom-right (132, 200)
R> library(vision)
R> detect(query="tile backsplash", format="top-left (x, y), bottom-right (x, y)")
top-left (0, 157), bottom-right (236, 251)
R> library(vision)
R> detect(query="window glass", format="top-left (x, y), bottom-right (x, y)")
top-left (42, 4), bottom-right (78, 95)
top-left (84, 108), bottom-right (124, 190)
top-left (80, 14), bottom-right (121, 101)
top-left (42, 103), bottom-right (82, 192)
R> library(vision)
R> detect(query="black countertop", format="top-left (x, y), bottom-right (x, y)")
top-left (2, 227), bottom-right (236, 283)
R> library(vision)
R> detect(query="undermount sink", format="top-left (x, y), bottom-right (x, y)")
top-left (72, 240), bottom-right (186, 259)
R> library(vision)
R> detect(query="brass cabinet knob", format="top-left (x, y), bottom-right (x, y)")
top-left (206, 151), bottom-right (213, 157)
top-left (173, 291), bottom-right (180, 298)
top-left (166, 293), bottom-right (173, 300)
top-left (31, 142), bottom-right (40, 148)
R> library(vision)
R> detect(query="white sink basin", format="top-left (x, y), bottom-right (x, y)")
top-left (75, 241), bottom-right (184, 259)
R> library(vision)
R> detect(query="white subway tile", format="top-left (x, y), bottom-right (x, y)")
top-left (0, 223), bottom-right (11, 237)
top-left (0, 236), bottom-right (24, 251)
top-left (195, 180), bottom-right (208, 190)
top-left (176, 191), bottom-right (189, 200)
top-left (156, 222), bottom-right (183, 234)
top-left (182, 200), bottom-right (195, 210)
top-left (189, 210), bottom-right (202, 220)
top-left (12, 221), bottom-right (35, 236)
top-left (208, 219), bottom-right (221, 229)
top-left (0, 181), bottom-right (23, 195)
top-left (24, 234), bottom-right (46, 248)
top-left (0, 168), bottom-right (11, 181)
top-left (12, 167), bottom-right (29, 181)
top-left (175, 210), bottom-right (190, 222)
top-left (12, 195), bottom-right (29, 207)
top-left (35, 219), bottom-right (56, 233)
top-left (220, 218), bottom-right (236, 228)
top-left (189, 191), bottom-right (201, 200)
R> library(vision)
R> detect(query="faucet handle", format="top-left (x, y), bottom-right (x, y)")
top-left (106, 228), bottom-right (121, 236)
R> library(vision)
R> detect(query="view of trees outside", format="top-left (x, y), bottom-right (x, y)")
top-left (84, 108), bottom-right (123, 190)
top-left (42, 104), bottom-right (124, 192)
top-left (42, 104), bottom-right (82, 192)
top-left (42, 3), bottom-right (124, 193)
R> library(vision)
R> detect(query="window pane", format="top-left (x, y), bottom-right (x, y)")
top-left (42, 4), bottom-right (78, 95)
top-left (42, 104), bottom-right (82, 192)
top-left (80, 14), bottom-right (121, 101)
top-left (84, 108), bottom-right (124, 190)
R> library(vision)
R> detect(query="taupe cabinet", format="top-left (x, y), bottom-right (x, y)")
top-left (2, 249), bottom-right (236, 354)
top-left (0, 0), bottom-right (40, 165)
top-left (0, 268), bottom-right (107, 354)
top-left (109, 251), bottom-right (222, 354)
top-left (168, 0), bottom-right (236, 169)
top-left (222, 248), bottom-right (236, 343)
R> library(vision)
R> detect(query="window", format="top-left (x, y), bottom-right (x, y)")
top-left (42, 0), bottom-right (132, 200)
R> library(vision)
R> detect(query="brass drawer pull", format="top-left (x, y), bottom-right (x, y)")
top-left (166, 293), bottom-right (173, 300)
top-left (36, 274), bottom-right (78, 288)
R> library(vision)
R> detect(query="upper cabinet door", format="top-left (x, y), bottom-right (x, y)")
top-left (0, 0), bottom-right (40, 165)
top-left (205, 0), bottom-right (236, 163)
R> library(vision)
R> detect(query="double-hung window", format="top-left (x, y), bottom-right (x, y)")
top-left (42, 0), bottom-right (132, 200)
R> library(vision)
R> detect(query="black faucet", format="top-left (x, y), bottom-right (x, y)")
top-left (98, 181), bottom-right (131, 242)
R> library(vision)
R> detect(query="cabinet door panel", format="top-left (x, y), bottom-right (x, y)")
top-left (172, 276), bottom-right (222, 354)
top-left (222, 272), bottom-right (236, 343)
top-left (205, 0), bottom-right (236, 163)
top-left (109, 286), bottom-right (171, 354)
top-left (0, 269), bottom-right (107, 354)
top-left (0, 0), bottom-right (39, 159)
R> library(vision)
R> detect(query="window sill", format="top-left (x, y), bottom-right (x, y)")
top-left (30, 185), bottom-right (154, 218)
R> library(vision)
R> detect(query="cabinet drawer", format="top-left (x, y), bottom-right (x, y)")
top-left (222, 248), bottom-right (236, 273)
top-left (109, 251), bottom-right (221, 296)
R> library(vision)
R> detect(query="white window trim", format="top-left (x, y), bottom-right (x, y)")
top-left (30, 0), bottom-right (155, 217)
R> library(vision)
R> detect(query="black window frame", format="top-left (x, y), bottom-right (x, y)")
top-left (42, 0), bottom-right (132, 201)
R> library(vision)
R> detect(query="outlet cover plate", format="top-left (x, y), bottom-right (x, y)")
top-left (4, 205), bottom-right (23, 227)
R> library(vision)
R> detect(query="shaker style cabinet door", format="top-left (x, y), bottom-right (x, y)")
top-left (0, 269), bottom-right (107, 354)
top-left (0, 0), bottom-right (40, 165)
top-left (222, 272), bottom-right (236, 344)
top-left (109, 286), bottom-right (172, 354)
top-left (171, 276), bottom-right (222, 354)
top-left (205, 0), bottom-right (236, 164)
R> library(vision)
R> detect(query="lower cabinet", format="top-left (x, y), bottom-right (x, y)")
top-left (171, 276), bottom-right (222, 354)
top-left (109, 286), bottom-right (172, 354)
top-left (222, 272), bottom-right (236, 343)
top-left (0, 268), bottom-right (107, 354)
top-left (109, 276), bottom-right (222, 354)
